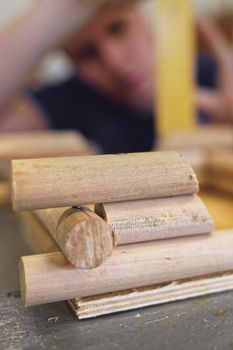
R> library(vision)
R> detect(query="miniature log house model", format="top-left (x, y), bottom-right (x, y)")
top-left (11, 151), bottom-right (233, 319)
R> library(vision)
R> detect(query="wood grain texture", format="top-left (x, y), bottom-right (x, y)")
top-left (70, 272), bottom-right (233, 319)
top-left (19, 212), bottom-right (58, 254)
top-left (34, 207), bottom-right (114, 268)
top-left (18, 211), bottom-right (233, 318)
top-left (11, 151), bottom-right (199, 211)
top-left (95, 195), bottom-right (214, 245)
top-left (0, 131), bottom-right (91, 160)
top-left (20, 229), bottom-right (233, 306)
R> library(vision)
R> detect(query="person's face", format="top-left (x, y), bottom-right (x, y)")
top-left (64, 4), bottom-right (154, 110)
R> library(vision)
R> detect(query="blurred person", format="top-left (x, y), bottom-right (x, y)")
top-left (0, 0), bottom-right (232, 154)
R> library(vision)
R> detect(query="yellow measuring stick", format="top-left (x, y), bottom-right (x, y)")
top-left (155, 0), bottom-right (196, 138)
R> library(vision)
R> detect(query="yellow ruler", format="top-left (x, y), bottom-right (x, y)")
top-left (155, 0), bottom-right (196, 138)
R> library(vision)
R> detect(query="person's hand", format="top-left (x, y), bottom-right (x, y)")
top-left (197, 21), bottom-right (233, 123)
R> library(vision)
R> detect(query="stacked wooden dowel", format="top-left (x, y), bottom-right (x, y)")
top-left (12, 151), bottom-right (233, 318)
top-left (0, 130), bottom-right (91, 207)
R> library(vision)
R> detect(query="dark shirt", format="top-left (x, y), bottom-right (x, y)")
top-left (28, 53), bottom-right (216, 154)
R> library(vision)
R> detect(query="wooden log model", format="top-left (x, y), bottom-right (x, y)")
top-left (19, 212), bottom-right (233, 319)
top-left (34, 206), bottom-right (114, 268)
top-left (11, 151), bottom-right (199, 211)
top-left (95, 195), bottom-right (214, 244)
top-left (20, 230), bottom-right (233, 306)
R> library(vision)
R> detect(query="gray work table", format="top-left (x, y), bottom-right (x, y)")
top-left (1, 208), bottom-right (233, 350)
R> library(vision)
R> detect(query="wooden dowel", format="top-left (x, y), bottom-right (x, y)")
top-left (20, 229), bottom-right (233, 306)
top-left (208, 151), bottom-right (233, 176)
top-left (18, 212), bottom-right (233, 318)
top-left (33, 206), bottom-right (114, 268)
top-left (0, 130), bottom-right (91, 160)
top-left (96, 195), bottom-right (214, 245)
top-left (19, 212), bottom-right (58, 254)
top-left (158, 125), bottom-right (233, 150)
top-left (207, 152), bottom-right (233, 194)
top-left (12, 151), bottom-right (199, 211)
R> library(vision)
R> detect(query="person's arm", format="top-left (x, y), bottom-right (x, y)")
top-left (0, 0), bottom-right (93, 109)
top-left (197, 21), bottom-right (233, 123)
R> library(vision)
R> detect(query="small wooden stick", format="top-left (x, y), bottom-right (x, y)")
top-left (0, 131), bottom-right (91, 160)
top-left (96, 195), bottom-right (214, 244)
top-left (11, 151), bottom-right (199, 211)
top-left (33, 206), bottom-right (114, 268)
top-left (20, 229), bottom-right (233, 306)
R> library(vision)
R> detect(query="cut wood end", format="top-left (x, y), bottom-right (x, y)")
top-left (64, 218), bottom-right (114, 269)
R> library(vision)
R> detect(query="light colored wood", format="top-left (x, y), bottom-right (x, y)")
top-left (70, 272), bottom-right (233, 319)
top-left (209, 177), bottom-right (233, 195)
top-left (155, 0), bottom-right (195, 137)
top-left (20, 229), bottom-right (233, 306)
top-left (208, 151), bottom-right (233, 176)
top-left (194, 0), bottom-right (233, 17)
top-left (207, 151), bottom-right (233, 194)
top-left (158, 125), bottom-right (233, 150)
top-left (34, 206), bottom-right (114, 268)
top-left (18, 210), bottom-right (233, 318)
top-left (200, 190), bottom-right (233, 230)
top-left (11, 151), bottom-right (199, 211)
top-left (0, 131), bottom-right (91, 160)
top-left (0, 181), bottom-right (10, 207)
top-left (95, 195), bottom-right (214, 245)
top-left (19, 212), bottom-right (58, 254)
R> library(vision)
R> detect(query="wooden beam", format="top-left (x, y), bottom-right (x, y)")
top-left (11, 151), bottom-right (199, 211)
top-left (0, 131), bottom-right (91, 160)
top-left (34, 206), bottom-right (114, 268)
top-left (20, 229), bottom-right (233, 306)
top-left (96, 195), bottom-right (214, 245)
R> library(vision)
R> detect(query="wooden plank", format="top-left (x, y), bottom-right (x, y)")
top-left (20, 229), bottom-right (233, 306)
top-left (0, 131), bottom-right (91, 160)
top-left (11, 151), bottom-right (199, 211)
top-left (34, 206), bottom-right (113, 268)
top-left (96, 195), bottom-right (214, 245)
top-left (70, 272), bottom-right (233, 319)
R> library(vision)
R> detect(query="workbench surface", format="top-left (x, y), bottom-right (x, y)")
top-left (1, 207), bottom-right (233, 350)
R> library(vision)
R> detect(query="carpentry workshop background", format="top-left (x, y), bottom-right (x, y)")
top-left (0, 0), bottom-right (233, 349)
